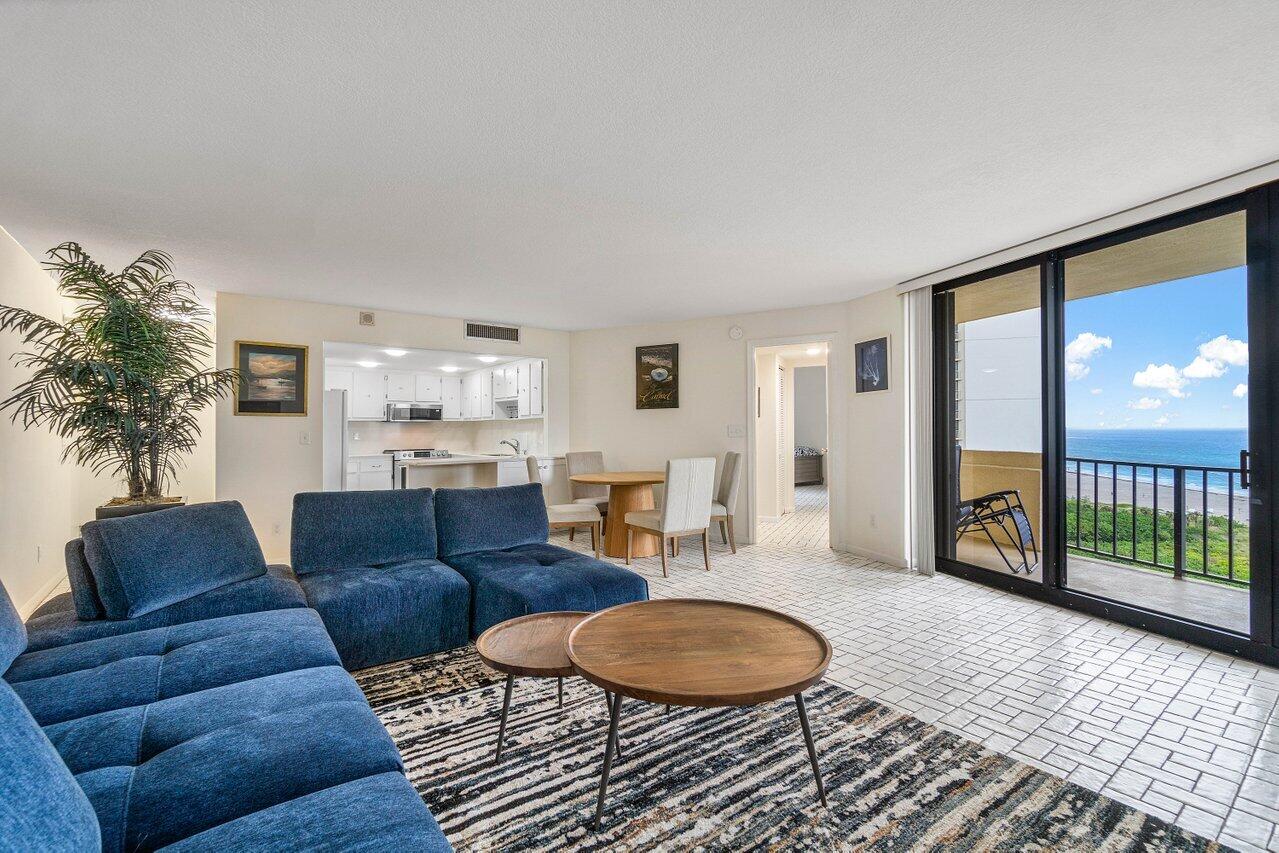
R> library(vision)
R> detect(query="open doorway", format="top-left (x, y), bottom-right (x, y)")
top-left (751, 341), bottom-right (830, 549)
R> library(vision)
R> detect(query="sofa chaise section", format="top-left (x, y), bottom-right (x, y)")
top-left (435, 483), bottom-right (649, 636)
top-left (291, 488), bottom-right (470, 669)
top-left (1, 570), bottom-right (450, 851)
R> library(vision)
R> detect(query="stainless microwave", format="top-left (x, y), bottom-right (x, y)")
top-left (386, 402), bottom-right (443, 421)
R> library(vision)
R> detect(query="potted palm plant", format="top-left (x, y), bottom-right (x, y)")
top-left (0, 243), bottom-right (238, 519)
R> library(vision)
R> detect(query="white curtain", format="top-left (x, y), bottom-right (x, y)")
top-left (904, 288), bottom-right (936, 576)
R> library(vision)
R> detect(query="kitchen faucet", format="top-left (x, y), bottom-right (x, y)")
top-left (499, 438), bottom-right (522, 456)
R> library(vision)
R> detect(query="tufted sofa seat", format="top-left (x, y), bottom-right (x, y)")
top-left (434, 483), bottom-right (649, 636)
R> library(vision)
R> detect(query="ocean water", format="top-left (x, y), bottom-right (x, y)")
top-left (1066, 428), bottom-right (1248, 494)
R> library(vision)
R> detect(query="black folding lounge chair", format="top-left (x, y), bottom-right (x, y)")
top-left (954, 445), bottom-right (1039, 574)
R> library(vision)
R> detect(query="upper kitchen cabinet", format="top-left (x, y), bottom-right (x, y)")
top-left (414, 372), bottom-right (442, 403)
top-left (385, 370), bottom-right (414, 402)
top-left (516, 358), bottom-right (544, 417)
top-left (325, 368), bottom-right (354, 396)
top-left (349, 369), bottom-right (386, 420)
top-left (441, 375), bottom-right (462, 420)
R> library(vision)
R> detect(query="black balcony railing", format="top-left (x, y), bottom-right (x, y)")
top-left (1065, 456), bottom-right (1249, 586)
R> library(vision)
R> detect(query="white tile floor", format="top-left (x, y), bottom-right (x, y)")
top-left (756, 484), bottom-right (830, 550)
top-left (559, 516), bottom-right (1279, 851)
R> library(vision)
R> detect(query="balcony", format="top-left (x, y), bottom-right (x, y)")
top-left (955, 451), bottom-right (1249, 633)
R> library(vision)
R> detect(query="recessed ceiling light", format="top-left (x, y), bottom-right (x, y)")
top-left (384, 348), bottom-right (408, 357)
top-left (982, 368), bottom-right (998, 374)
top-left (440, 365), bottom-right (460, 373)
top-left (476, 355), bottom-right (500, 363)
top-left (806, 346), bottom-right (822, 356)
top-left (357, 360), bottom-right (380, 369)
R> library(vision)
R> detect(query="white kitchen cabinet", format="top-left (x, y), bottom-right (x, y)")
top-left (385, 370), bottom-right (413, 402)
top-left (477, 369), bottom-right (493, 419)
top-left (441, 376), bottom-right (462, 420)
top-left (349, 456), bottom-right (392, 491)
top-left (492, 366), bottom-right (508, 399)
top-left (414, 372), bottom-right (442, 403)
top-left (496, 457), bottom-right (528, 487)
top-left (325, 368), bottom-right (354, 395)
top-left (516, 362), bottom-right (531, 417)
top-left (349, 370), bottom-right (386, 420)
top-left (528, 359), bottom-right (544, 416)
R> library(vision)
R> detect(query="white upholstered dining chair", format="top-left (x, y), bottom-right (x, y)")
top-left (527, 456), bottom-right (602, 558)
top-left (565, 451), bottom-right (610, 531)
top-left (624, 457), bottom-right (716, 577)
top-left (710, 451), bottom-right (743, 554)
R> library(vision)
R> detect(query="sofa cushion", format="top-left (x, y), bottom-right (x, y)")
top-left (76, 699), bottom-right (404, 852)
top-left (7, 609), bottom-right (341, 726)
top-left (443, 543), bottom-right (649, 637)
top-left (435, 483), bottom-right (549, 558)
top-left (0, 578), bottom-right (25, 673)
top-left (81, 500), bottom-right (268, 620)
top-left (0, 683), bottom-right (100, 851)
top-left (44, 666), bottom-right (360, 774)
top-left (298, 560), bottom-right (470, 670)
top-left (65, 538), bottom-right (105, 620)
top-left (159, 771), bottom-right (449, 853)
top-left (22, 565), bottom-right (308, 654)
top-left (291, 488), bottom-right (438, 575)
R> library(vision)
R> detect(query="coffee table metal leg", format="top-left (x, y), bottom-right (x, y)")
top-left (558, 676), bottom-right (564, 708)
top-left (794, 692), bottom-right (827, 807)
top-left (593, 690), bottom-right (624, 830)
top-left (601, 690), bottom-right (622, 759)
top-left (495, 674), bottom-right (515, 761)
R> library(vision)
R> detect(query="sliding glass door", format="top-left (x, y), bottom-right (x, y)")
top-left (933, 185), bottom-right (1278, 665)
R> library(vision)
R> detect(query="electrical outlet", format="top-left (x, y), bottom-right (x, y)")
top-left (726, 424), bottom-right (745, 438)
top-left (272, 523), bottom-right (282, 536)
top-left (298, 431), bottom-right (311, 446)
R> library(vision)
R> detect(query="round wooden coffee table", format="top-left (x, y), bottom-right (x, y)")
top-left (569, 471), bottom-right (665, 558)
top-left (567, 599), bottom-right (833, 829)
top-left (476, 611), bottom-right (622, 763)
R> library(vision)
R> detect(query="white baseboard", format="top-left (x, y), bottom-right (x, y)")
top-left (834, 542), bottom-right (909, 569)
top-left (757, 515), bottom-right (782, 523)
top-left (20, 571), bottom-right (67, 620)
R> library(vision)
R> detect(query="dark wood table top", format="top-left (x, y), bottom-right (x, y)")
top-left (567, 599), bottom-right (831, 707)
top-left (476, 611), bottom-right (590, 678)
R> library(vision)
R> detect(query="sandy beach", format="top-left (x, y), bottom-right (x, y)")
top-left (1067, 471), bottom-right (1251, 523)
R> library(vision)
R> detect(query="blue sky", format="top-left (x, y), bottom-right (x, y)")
top-left (1064, 266), bottom-right (1248, 430)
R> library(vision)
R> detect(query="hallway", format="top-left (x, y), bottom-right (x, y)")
top-left (757, 484), bottom-right (829, 550)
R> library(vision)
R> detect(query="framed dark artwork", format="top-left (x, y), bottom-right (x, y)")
top-left (234, 341), bottom-right (308, 416)
top-left (636, 343), bottom-right (679, 409)
top-left (855, 336), bottom-right (889, 393)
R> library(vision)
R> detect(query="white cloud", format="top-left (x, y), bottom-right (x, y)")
top-left (1127, 397), bottom-right (1164, 410)
top-left (1198, 335), bottom-right (1248, 367)
top-left (1154, 415), bottom-right (1171, 427)
top-left (1182, 356), bottom-right (1226, 379)
top-left (1064, 332), bottom-right (1111, 381)
top-left (1090, 388), bottom-right (1102, 396)
top-left (1182, 335), bottom-right (1248, 381)
top-left (1133, 363), bottom-right (1188, 398)
top-left (1233, 383), bottom-right (1248, 398)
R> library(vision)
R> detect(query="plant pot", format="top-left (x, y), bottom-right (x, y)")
top-left (95, 498), bottom-right (187, 521)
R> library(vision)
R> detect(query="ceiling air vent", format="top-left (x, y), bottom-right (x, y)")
top-left (464, 320), bottom-right (520, 343)
top-left (358, 311), bottom-right (376, 326)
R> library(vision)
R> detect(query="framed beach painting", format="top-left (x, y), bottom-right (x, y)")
top-left (234, 341), bottom-right (308, 416)
top-left (636, 343), bottom-right (679, 409)
top-left (855, 336), bottom-right (889, 393)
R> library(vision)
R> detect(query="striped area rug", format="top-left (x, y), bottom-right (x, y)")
top-left (356, 647), bottom-right (1225, 852)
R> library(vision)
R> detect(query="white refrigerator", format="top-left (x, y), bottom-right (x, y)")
top-left (322, 389), bottom-right (349, 491)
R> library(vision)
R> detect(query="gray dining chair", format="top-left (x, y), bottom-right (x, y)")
top-left (527, 456), bottom-right (601, 557)
top-left (566, 451), bottom-right (610, 531)
top-left (624, 457), bottom-right (716, 577)
top-left (710, 451), bottom-right (743, 554)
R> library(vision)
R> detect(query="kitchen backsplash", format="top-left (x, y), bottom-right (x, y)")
top-left (346, 419), bottom-right (547, 457)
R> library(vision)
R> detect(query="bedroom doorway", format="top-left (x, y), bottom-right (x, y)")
top-left (751, 340), bottom-right (830, 549)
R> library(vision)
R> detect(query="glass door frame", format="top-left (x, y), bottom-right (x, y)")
top-left (932, 184), bottom-right (1278, 667)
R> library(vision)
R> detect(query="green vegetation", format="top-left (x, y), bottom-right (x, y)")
top-left (1066, 499), bottom-right (1249, 586)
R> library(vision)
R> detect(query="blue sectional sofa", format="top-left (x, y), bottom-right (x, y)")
top-left (3, 484), bottom-right (648, 849)
top-left (290, 489), bottom-right (471, 670)
top-left (434, 483), bottom-right (650, 636)
top-left (0, 502), bottom-right (448, 851)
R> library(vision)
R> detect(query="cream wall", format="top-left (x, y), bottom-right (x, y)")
top-left (569, 290), bottom-right (907, 565)
top-left (0, 229), bottom-right (215, 615)
top-left (215, 293), bottom-right (571, 560)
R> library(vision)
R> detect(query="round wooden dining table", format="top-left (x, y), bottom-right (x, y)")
top-left (569, 471), bottom-right (665, 558)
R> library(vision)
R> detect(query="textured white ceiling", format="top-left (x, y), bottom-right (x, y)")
top-left (2, 1), bottom-right (1277, 330)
